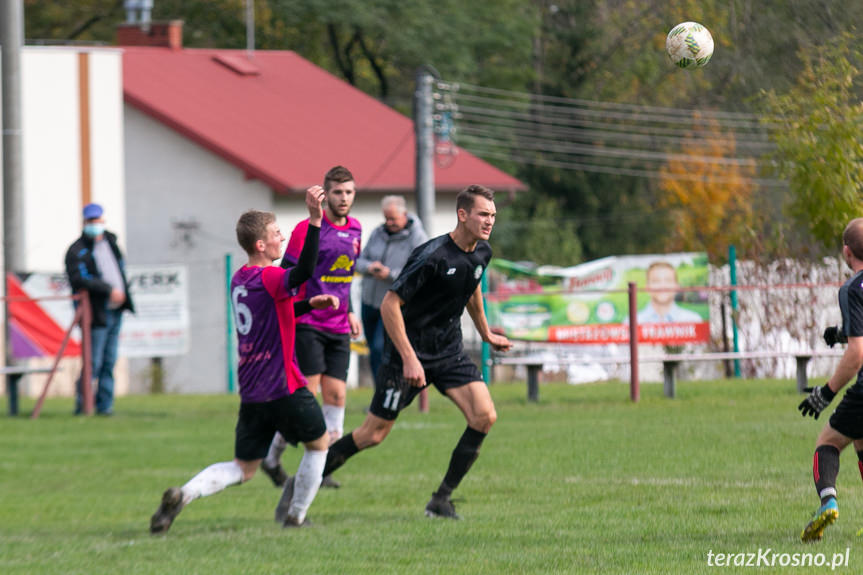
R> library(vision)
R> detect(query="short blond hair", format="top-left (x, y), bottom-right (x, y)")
top-left (236, 210), bottom-right (275, 254)
top-left (645, 261), bottom-right (677, 284)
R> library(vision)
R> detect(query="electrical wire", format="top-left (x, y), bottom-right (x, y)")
top-left (447, 92), bottom-right (771, 132)
top-left (465, 148), bottom-right (784, 187)
top-left (453, 121), bottom-right (774, 152)
top-left (434, 79), bottom-right (782, 185)
top-left (438, 80), bottom-right (770, 123)
top-left (458, 133), bottom-right (760, 167)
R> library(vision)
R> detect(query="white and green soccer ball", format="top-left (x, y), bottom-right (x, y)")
top-left (665, 21), bottom-right (714, 69)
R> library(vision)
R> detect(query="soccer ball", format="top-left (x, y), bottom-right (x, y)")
top-left (665, 21), bottom-right (714, 69)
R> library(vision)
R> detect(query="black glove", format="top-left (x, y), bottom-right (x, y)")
top-left (798, 384), bottom-right (836, 419)
top-left (823, 326), bottom-right (847, 348)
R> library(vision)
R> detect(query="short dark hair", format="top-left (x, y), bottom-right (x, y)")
top-left (844, 218), bottom-right (863, 260)
top-left (236, 210), bottom-right (275, 255)
top-left (324, 165), bottom-right (354, 191)
top-left (456, 184), bottom-right (495, 213)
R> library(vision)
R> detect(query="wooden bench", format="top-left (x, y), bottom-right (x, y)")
top-left (494, 355), bottom-right (633, 402)
top-left (653, 350), bottom-right (844, 398)
top-left (3, 365), bottom-right (55, 416)
top-left (493, 350), bottom-right (845, 401)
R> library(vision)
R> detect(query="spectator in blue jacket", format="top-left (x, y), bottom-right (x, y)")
top-left (356, 196), bottom-right (428, 379)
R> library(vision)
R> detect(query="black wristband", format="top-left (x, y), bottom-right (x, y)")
top-left (820, 384), bottom-right (837, 402)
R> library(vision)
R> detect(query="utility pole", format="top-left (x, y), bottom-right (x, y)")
top-left (2, 0), bottom-right (25, 275)
top-left (245, 0), bottom-right (255, 58)
top-left (413, 67), bottom-right (435, 412)
top-left (414, 67), bottom-right (435, 237)
top-left (1, 0), bottom-right (26, 368)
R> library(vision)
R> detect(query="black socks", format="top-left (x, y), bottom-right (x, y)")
top-left (437, 426), bottom-right (487, 497)
top-left (814, 445), bottom-right (840, 505)
top-left (322, 432), bottom-right (359, 478)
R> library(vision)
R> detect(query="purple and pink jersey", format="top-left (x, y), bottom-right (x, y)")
top-left (283, 213), bottom-right (361, 334)
top-left (231, 265), bottom-right (307, 403)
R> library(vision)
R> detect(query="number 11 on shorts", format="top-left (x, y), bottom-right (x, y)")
top-left (382, 388), bottom-right (401, 411)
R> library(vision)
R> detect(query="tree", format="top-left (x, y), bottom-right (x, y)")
top-left (25, 0), bottom-right (538, 109)
top-left (658, 113), bottom-right (755, 262)
top-left (490, 192), bottom-right (582, 266)
top-left (23, 1), bottom-right (863, 261)
top-left (761, 35), bottom-right (863, 252)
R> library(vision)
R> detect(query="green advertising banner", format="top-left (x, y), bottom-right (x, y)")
top-left (485, 253), bottom-right (710, 345)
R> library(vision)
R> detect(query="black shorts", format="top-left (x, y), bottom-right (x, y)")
top-left (829, 386), bottom-right (863, 439)
top-left (368, 352), bottom-right (483, 421)
top-left (234, 388), bottom-right (327, 461)
top-left (295, 325), bottom-right (351, 381)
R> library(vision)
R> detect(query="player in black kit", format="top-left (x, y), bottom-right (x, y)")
top-left (798, 217), bottom-right (863, 541)
top-left (317, 184), bottom-right (512, 519)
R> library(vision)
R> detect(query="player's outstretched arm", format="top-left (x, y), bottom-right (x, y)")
top-left (466, 284), bottom-right (512, 352)
top-left (294, 295), bottom-right (339, 317)
top-left (285, 224), bottom-right (319, 289)
top-left (829, 335), bottom-right (863, 391)
top-left (309, 294), bottom-right (339, 310)
top-left (284, 186), bottom-right (326, 289)
top-left (381, 291), bottom-right (425, 387)
top-left (305, 185), bottom-right (325, 227)
top-left (799, 335), bottom-right (863, 418)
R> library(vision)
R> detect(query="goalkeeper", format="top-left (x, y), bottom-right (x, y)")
top-left (798, 217), bottom-right (863, 542)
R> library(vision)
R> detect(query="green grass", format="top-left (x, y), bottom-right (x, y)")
top-left (1, 379), bottom-right (860, 574)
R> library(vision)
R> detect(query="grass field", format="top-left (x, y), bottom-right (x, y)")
top-left (1, 379), bottom-right (861, 574)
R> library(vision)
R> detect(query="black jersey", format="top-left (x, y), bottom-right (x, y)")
top-left (839, 269), bottom-right (863, 387)
top-left (388, 234), bottom-right (492, 361)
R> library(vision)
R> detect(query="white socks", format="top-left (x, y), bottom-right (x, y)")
top-left (266, 405), bottom-right (341, 468)
top-left (322, 404), bottom-right (345, 444)
top-left (288, 449), bottom-right (328, 523)
top-left (264, 433), bottom-right (288, 468)
top-left (181, 461), bottom-right (244, 504)
top-left (174, 451), bottom-right (328, 525)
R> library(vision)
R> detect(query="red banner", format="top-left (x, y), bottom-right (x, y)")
top-left (547, 322), bottom-right (711, 345)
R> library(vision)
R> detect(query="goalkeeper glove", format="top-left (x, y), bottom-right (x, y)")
top-left (798, 384), bottom-right (836, 419)
top-left (823, 326), bottom-right (847, 348)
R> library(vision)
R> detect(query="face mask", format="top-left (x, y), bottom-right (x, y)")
top-left (83, 223), bottom-right (105, 238)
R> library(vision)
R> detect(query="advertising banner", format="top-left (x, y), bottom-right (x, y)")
top-left (10, 264), bottom-right (190, 359)
top-left (485, 253), bottom-right (710, 345)
top-left (120, 264), bottom-right (190, 357)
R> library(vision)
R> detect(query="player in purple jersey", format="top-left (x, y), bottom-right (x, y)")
top-left (321, 185), bottom-right (512, 519)
top-left (149, 186), bottom-right (336, 533)
top-left (262, 166), bottom-right (362, 489)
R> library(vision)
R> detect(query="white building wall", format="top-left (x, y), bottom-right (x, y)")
top-left (124, 106), bottom-right (267, 395)
top-left (7, 46), bottom-right (497, 400)
top-left (126, 107), bottom-right (465, 395)
top-left (21, 49), bottom-right (80, 272)
top-left (21, 48), bottom-right (126, 273)
top-left (9, 48), bottom-right (129, 401)
top-left (88, 51), bottom-right (126, 244)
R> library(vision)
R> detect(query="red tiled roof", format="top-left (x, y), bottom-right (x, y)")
top-left (122, 47), bottom-right (525, 194)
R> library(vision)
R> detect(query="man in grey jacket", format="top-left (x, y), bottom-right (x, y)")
top-left (357, 196), bottom-right (428, 379)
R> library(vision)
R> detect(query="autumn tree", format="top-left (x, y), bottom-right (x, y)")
top-left (658, 114), bottom-right (755, 262)
top-left (23, 1), bottom-right (863, 260)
